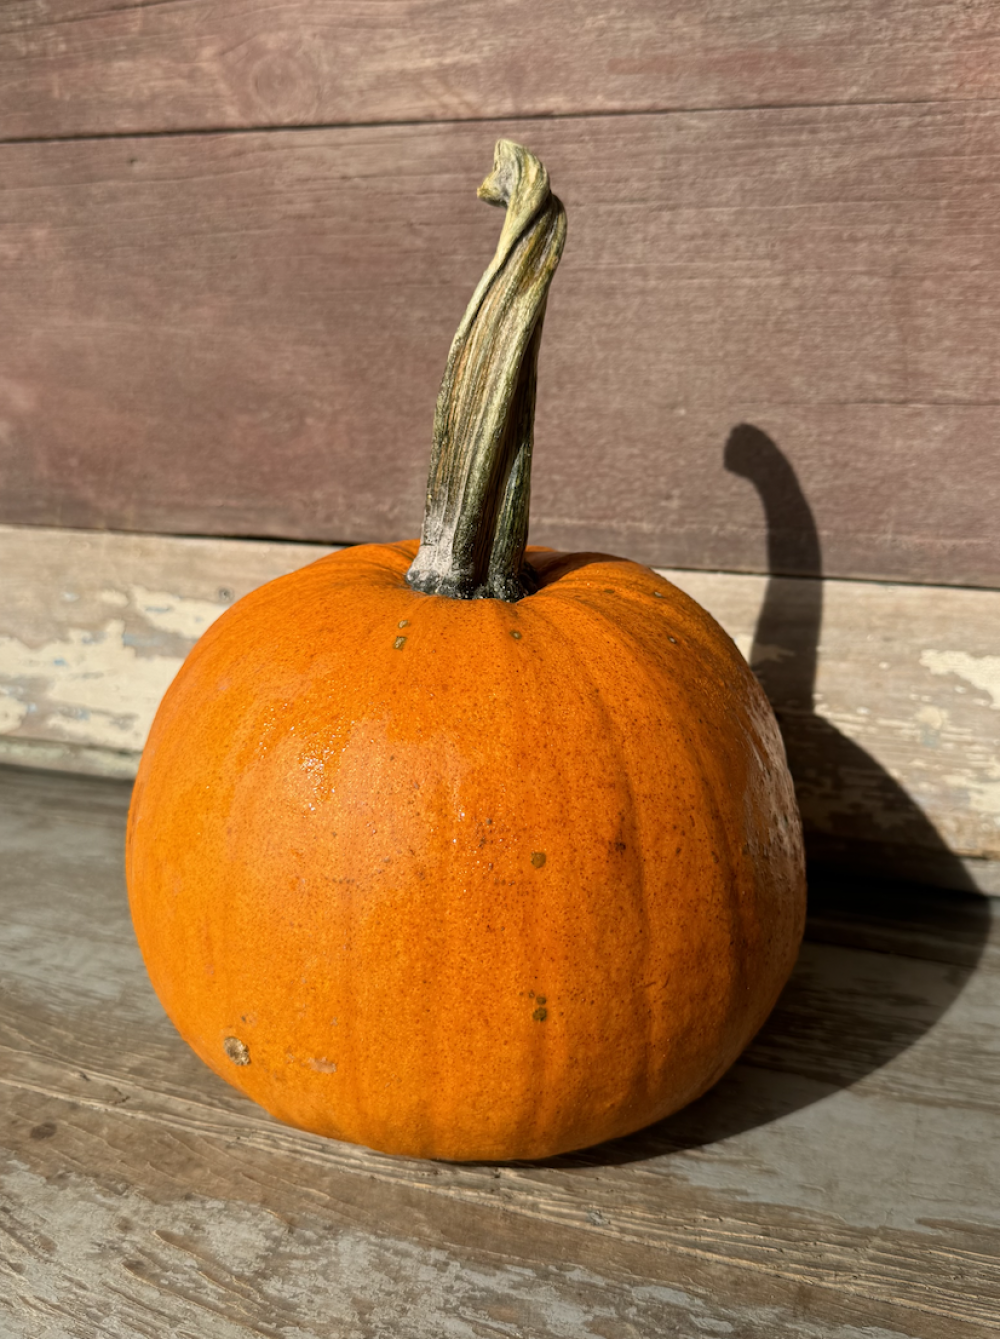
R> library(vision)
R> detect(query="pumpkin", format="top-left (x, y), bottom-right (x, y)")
top-left (126, 142), bottom-right (806, 1162)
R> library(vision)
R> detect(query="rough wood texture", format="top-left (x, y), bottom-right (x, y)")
top-left (1, 765), bottom-right (998, 1335)
top-left (2, 109), bottom-right (999, 585)
top-left (2, 0), bottom-right (999, 140)
top-left (0, 523), bottom-right (998, 892)
top-left (0, 525), bottom-right (315, 769)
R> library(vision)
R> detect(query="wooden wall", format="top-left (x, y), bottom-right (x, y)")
top-left (2, 1), bottom-right (999, 583)
top-left (1, 3), bottom-right (998, 884)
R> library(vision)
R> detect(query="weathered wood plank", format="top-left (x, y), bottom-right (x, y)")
top-left (2, 108), bottom-right (999, 584)
top-left (1, 523), bottom-right (997, 889)
top-left (0, 525), bottom-right (317, 765)
top-left (1, 0), bottom-right (998, 141)
top-left (1, 765), bottom-right (998, 1336)
top-left (674, 570), bottom-right (1000, 891)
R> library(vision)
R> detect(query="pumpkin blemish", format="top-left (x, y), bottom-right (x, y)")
top-left (531, 851), bottom-right (547, 868)
top-left (393, 636), bottom-right (407, 650)
top-left (533, 1007), bottom-right (548, 1022)
top-left (223, 1036), bottom-right (250, 1066)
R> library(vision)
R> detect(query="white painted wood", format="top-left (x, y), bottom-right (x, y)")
top-left (0, 523), bottom-right (996, 888)
top-left (670, 570), bottom-right (1000, 891)
top-left (0, 523), bottom-right (331, 771)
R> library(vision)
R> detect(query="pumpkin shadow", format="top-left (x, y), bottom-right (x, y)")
top-left (542, 424), bottom-right (991, 1170)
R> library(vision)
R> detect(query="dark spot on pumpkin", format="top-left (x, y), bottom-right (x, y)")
top-left (535, 995), bottom-right (547, 1006)
top-left (533, 1007), bottom-right (548, 1022)
top-left (224, 1036), bottom-right (250, 1066)
top-left (30, 1123), bottom-right (57, 1141)
top-left (510, 630), bottom-right (522, 640)
top-left (613, 840), bottom-right (626, 853)
top-left (603, 588), bottom-right (615, 594)
top-left (531, 851), bottom-right (546, 868)
top-left (394, 636), bottom-right (407, 650)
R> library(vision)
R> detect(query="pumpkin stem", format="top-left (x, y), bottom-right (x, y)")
top-left (406, 141), bottom-right (567, 601)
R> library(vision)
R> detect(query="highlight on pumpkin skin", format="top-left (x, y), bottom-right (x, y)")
top-left (406, 140), bottom-right (567, 603)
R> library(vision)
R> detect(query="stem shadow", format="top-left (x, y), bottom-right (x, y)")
top-left (542, 423), bottom-right (991, 1168)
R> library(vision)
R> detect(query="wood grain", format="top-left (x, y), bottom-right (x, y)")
top-left (0, 523), bottom-right (998, 891)
top-left (2, 108), bottom-right (999, 585)
top-left (2, 0), bottom-right (999, 141)
top-left (1, 765), bottom-right (998, 1336)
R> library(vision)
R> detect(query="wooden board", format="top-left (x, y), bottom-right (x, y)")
top-left (1, 523), bottom-right (998, 892)
top-left (2, 108), bottom-right (1000, 585)
top-left (2, 0), bottom-right (999, 140)
top-left (1, 764), bottom-right (999, 1336)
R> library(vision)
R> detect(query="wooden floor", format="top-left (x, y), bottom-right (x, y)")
top-left (1, 764), bottom-right (998, 1337)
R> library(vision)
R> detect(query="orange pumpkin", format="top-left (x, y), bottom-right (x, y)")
top-left (127, 142), bottom-right (805, 1162)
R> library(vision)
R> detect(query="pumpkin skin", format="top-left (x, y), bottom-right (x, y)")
top-left (126, 539), bottom-right (805, 1162)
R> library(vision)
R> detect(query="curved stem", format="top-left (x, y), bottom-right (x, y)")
top-left (406, 141), bottom-right (567, 601)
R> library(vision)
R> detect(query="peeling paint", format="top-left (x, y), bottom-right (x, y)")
top-left (750, 642), bottom-right (796, 666)
top-left (921, 650), bottom-right (1000, 710)
top-left (915, 706), bottom-right (947, 732)
top-left (0, 736), bottom-right (139, 777)
top-left (732, 635), bottom-right (797, 669)
top-left (733, 633), bottom-right (753, 662)
top-left (0, 692), bottom-right (29, 734)
top-left (2, 530), bottom-right (999, 869)
top-left (0, 621), bottom-right (182, 751)
top-left (129, 585), bottom-right (228, 640)
top-left (942, 774), bottom-right (1000, 824)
